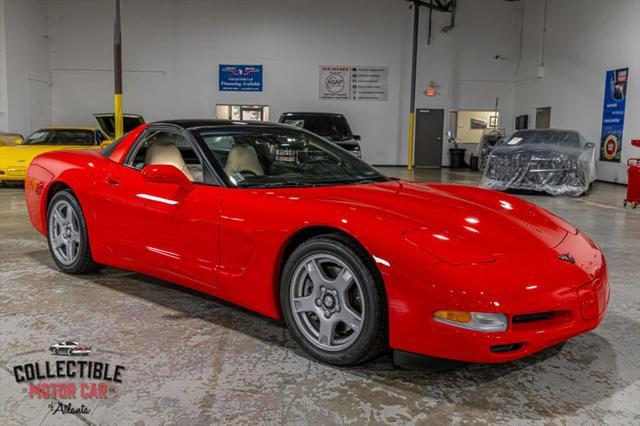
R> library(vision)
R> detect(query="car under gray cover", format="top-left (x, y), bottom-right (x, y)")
top-left (481, 129), bottom-right (597, 197)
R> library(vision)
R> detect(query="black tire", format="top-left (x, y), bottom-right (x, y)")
top-left (281, 234), bottom-right (387, 366)
top-left (46, 190), bottom-right (103, 274)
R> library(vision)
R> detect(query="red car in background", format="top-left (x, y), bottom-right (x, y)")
top-left (24, 120), bottom-right (608, 366)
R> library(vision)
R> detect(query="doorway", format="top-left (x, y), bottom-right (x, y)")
top-left (535, 107), bottom-right (551, 129)
top-left (414, 108), bottom-right (444, 168)
top-left (216, 105), bottom-right (270, 121)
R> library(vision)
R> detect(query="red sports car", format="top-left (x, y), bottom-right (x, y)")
top-left (24, 120), bottom-right (609, 366)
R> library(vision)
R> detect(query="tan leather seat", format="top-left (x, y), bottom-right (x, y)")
top-left (224, 144), bottom-right (264, 177)
top-left (145, 143), bottom-right (195, 182)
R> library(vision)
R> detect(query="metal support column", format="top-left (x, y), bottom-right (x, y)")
top-left (113, 0), bottom-right (123, 139)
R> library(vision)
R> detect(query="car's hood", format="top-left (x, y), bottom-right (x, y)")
top-left (308, 180), bottom-right (573, 264)
top-left (0, 145), bottom-right (95, 167)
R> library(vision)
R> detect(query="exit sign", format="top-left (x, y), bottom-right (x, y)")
top-left (425, 88), bottom-right (437, 97)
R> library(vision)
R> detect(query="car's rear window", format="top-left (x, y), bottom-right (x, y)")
top-left (281, 115), bottom-right (352, 141)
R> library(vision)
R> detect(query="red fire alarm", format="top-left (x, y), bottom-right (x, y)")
top-left (632, 139), bottom-right (640, 147)
top-left (425, 88), bottom-right (437, 97)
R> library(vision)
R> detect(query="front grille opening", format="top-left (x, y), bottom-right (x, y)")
top-left (491, 343), bottom-right (523, 353)
top-left (513, 311), bottom-right (555, 323)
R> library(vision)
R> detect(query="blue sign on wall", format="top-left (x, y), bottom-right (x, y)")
top-left (599, 67), bottom-right (628, 162)
top-left (219, 65), bottom-right (263, 92)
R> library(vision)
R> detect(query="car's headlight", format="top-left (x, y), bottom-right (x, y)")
top-left (434, 310), bottom-right (507, 332)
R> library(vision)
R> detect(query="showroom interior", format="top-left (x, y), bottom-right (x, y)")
top-left (0, 0), bottom-right (638, 424)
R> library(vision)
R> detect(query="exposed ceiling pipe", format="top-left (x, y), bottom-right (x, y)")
top-left (538, 0), bottom-right (548, 78)
top-left (427, 0), bottom-right (433, 45)
top-left (442, 0), bottom-right (457, 33)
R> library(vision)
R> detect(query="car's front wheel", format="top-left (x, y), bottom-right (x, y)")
top-left (281, 234), bottom-right (387, 366)
top-left (47, 190), bottom-right (102, 274)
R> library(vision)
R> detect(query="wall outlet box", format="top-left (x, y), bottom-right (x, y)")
top-left (537, 66), bottom-right (545, 78)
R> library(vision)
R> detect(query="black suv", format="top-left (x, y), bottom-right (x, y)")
top-left (279, 112), bottom-right (362, 158)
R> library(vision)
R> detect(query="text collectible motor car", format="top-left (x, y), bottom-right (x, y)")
top-left (24, 120), bottom-right (609, 366)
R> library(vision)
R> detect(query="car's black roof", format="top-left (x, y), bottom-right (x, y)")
top-left (153, 119), bottom-right (282, 129)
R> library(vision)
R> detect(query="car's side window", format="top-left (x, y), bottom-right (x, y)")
top-left (126, 130), bottom-right (205, 184)
top-left (204, 135), bottom-right (235, 167)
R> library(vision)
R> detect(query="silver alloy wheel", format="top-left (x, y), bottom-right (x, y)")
top-left (49, 199), bottom-right (81, 266)
top-left (290, 253), bottom-right (365, 351)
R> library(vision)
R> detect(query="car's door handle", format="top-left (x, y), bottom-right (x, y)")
top-left (105, 175), bottom-right (120, 186)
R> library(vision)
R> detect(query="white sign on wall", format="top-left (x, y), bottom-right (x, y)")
top-left (319, 65), bottom-right (388, 101)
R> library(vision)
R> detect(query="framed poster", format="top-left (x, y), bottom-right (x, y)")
top-left (599, 67), bottom-right (628, 162)
top-left (219, 65), bottom-right (263, 92)
top-left (319, 65), bottom-right (388, 101)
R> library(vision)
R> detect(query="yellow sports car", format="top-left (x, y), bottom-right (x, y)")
top-left (0, 127), bottom-right (109, 182)
top-left (0, 114), bottom-right (144, 183)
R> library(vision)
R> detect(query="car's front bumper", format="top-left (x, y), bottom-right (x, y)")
top-left (416, 297), bottom-right (606, 363)
top-left (385, 231), bottom-right (609, 363)
top-left (393, 278), bottom-right (608, 363)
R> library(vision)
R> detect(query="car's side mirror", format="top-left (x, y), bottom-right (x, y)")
top-left (142, 164), bottom-right (193, 191)
top-left (353, 135), bottom-right (361, 141)
top-left (14, 137), bottom-right (24, 145)
top-left (585, 142), bottom-right (595, 148)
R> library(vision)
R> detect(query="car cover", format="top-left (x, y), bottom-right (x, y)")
top-left (481, 129), bottom-right (597, 197)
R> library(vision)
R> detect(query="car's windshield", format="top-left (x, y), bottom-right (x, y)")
top-left (22, 129), bottom-right (95, 146)
top-left (281, 115), bottom-right (352, 141)
top-left (502, 130), bottom-right (581, 147)
top-left (192, 126), bottom-right (386, 188)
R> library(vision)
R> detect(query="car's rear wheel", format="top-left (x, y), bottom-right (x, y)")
top-left (281, 234), bottom-right (387, 366)
top-left (47, 190), bottom-right (102, 274)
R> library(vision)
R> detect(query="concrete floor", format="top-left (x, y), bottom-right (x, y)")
top-left (1, 168), bottom-right (639, 425)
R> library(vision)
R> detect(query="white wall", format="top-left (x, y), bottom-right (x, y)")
top-left (44, 0), bottom-right (520, 165)
top-left (46, 0), bottom-right (413, 164)
top-left (514, 0), bottom-right (640, 184)
top-left (2, 0), bottom-right (51, 136)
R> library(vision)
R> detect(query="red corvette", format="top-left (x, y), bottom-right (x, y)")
top-left (24, 120), bottom-right (609, 365)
